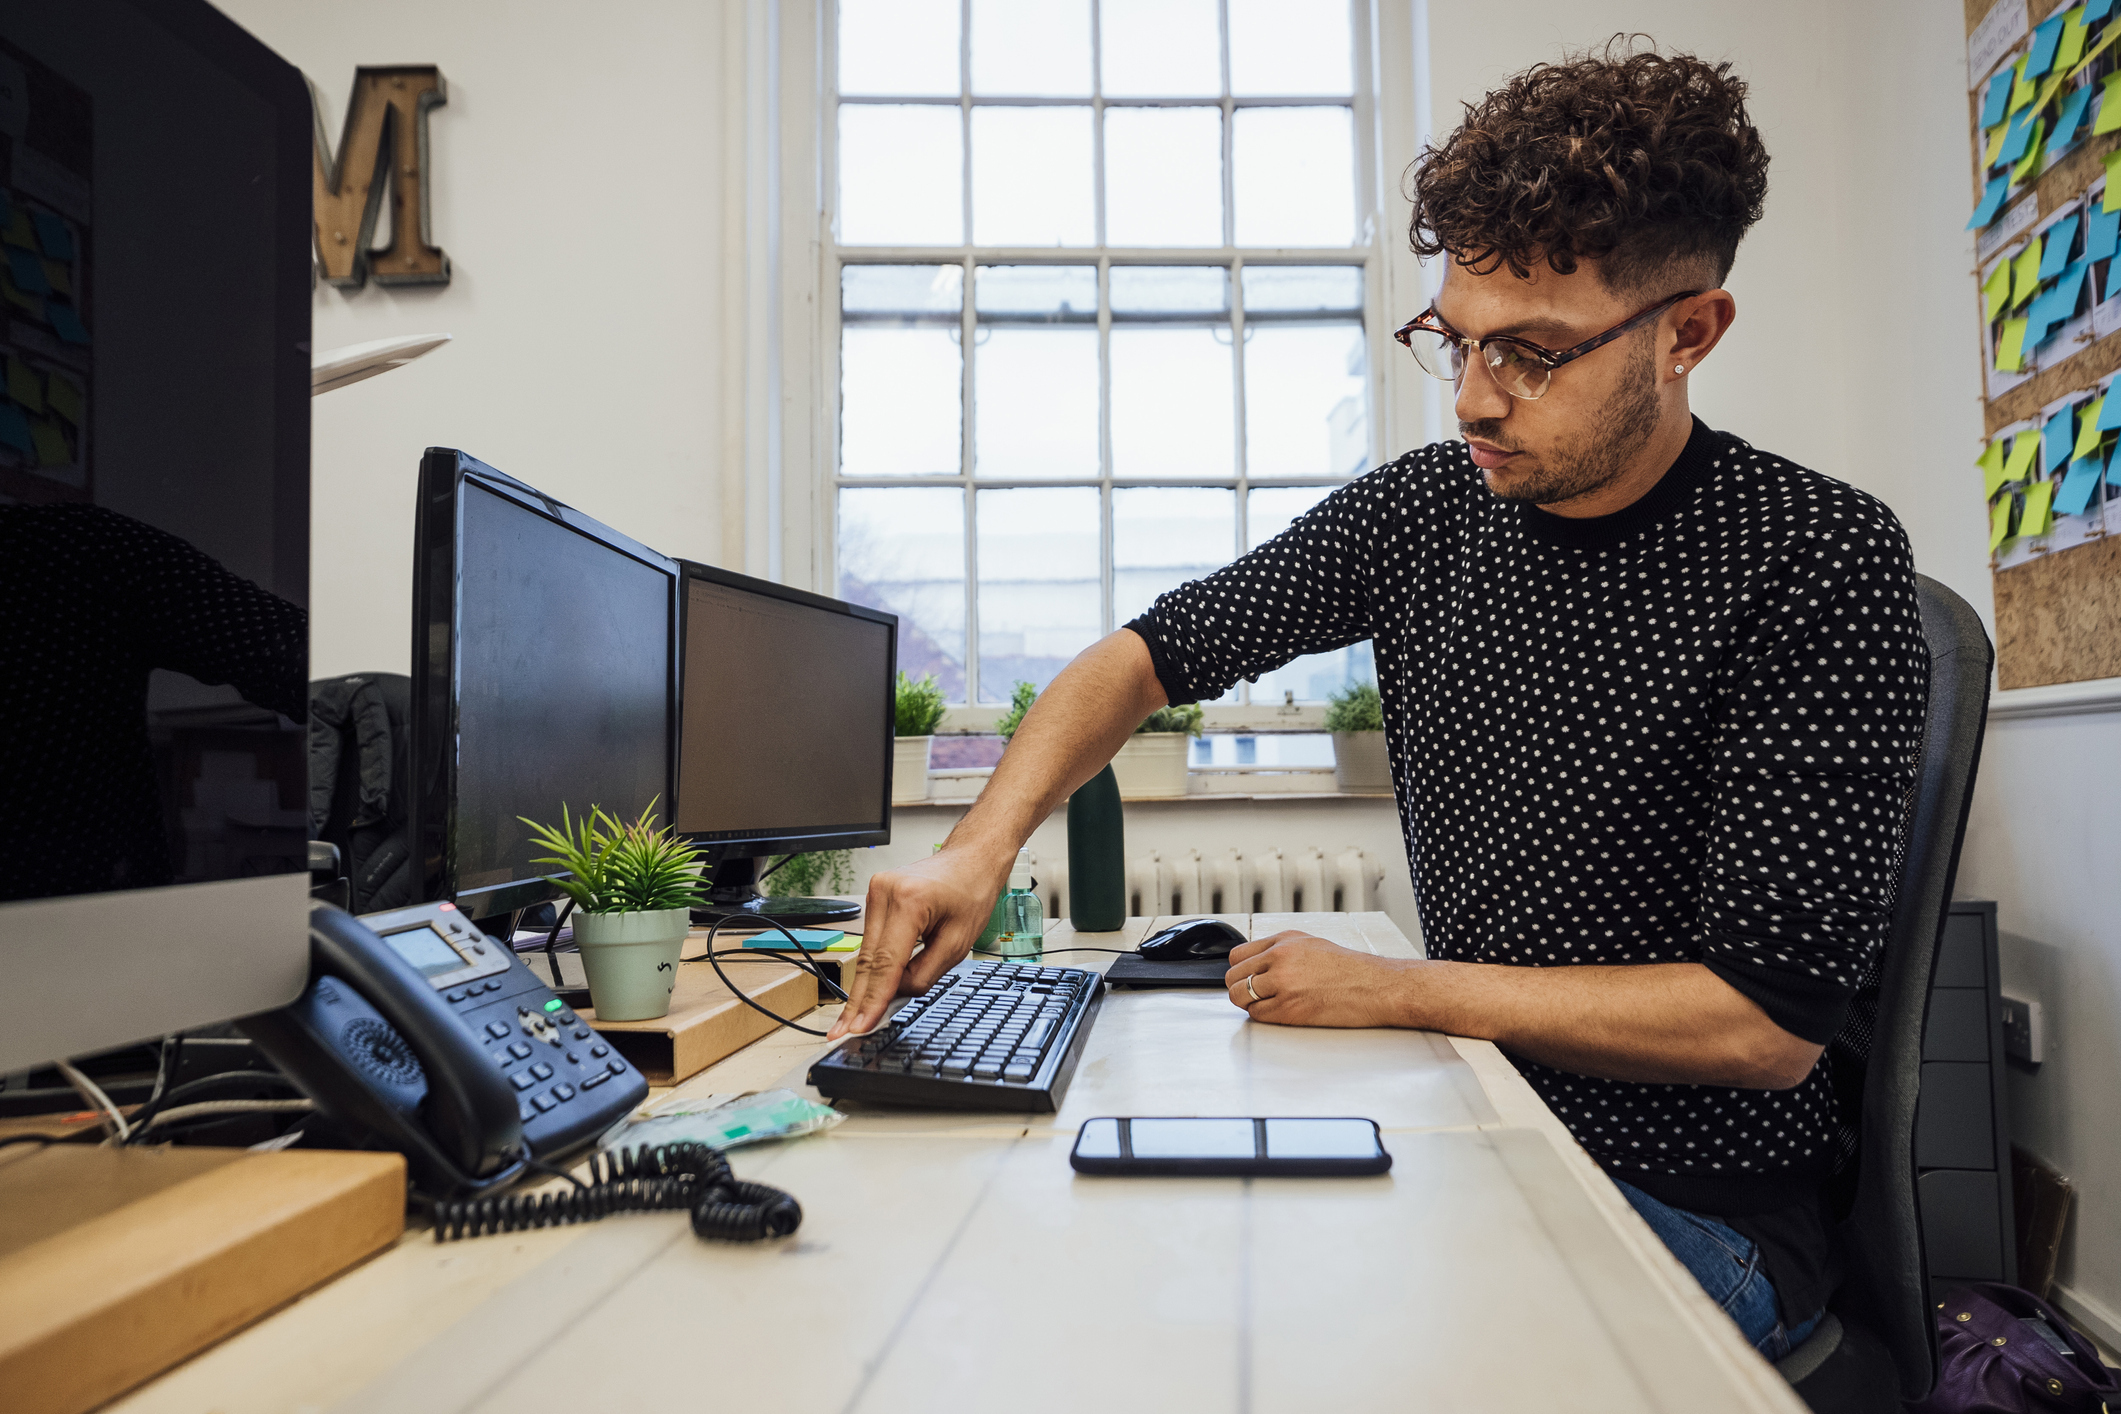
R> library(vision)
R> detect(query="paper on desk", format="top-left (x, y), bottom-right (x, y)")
top-left (599, 1087), bottom-right (844, 1153)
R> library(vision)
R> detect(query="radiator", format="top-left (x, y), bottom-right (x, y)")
top-left (1026, 847), bottom-right (1386, 921)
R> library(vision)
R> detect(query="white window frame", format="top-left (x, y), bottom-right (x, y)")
top-left (813, 0), bottom-right (1431, 735)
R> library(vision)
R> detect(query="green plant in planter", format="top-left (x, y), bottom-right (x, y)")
top-left (995, 680), bottom-right (1038, 739)
top-left (1323, 682), bottom-right (1384, 732)
top-left (1136, 702), bottom-right (1204, 737)
top-left (895, 671), bottom-right (948, 737)
top-left (520, 800), bottom-right (707, 914)
top-left (764, 849), bottom-right (855, 898)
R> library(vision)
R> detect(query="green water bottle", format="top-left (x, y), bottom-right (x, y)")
top-left (1067, 764), bottom-right (1125, 931)
top-left (995, 848), bottom-right (1044, 958)
top-left (938, 841), bottom-right (1010, 952)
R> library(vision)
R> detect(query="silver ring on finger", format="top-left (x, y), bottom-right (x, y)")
top-left (1245, 973), bottom-right (1261, 1004)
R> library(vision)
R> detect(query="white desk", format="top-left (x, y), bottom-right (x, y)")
top-left (112, 914), bottom-right (1806, 1414)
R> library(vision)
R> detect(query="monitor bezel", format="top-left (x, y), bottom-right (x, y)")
top-left (673, 559), bottom-right (898, 862)
top-left (410, 449), bottom-right (681, 921)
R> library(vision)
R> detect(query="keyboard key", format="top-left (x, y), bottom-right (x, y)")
top-left (1023, 1019), bottom-right (1054, 1050)
top-left (972, 1061), bottom-right (1004, 1079)
top-left (940, 1058), bottom-right (972, 1077)
top-left (1004, 1061), bottom-right (1035, 1082)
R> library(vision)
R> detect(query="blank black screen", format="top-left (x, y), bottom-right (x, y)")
top-left (454, 484), bottom-right (671, 892)
top-left (676, 577), bottom-right (890, 840)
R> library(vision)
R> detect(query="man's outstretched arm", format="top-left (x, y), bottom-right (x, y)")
top-left (828, 629), bottom-right (1168, 1040)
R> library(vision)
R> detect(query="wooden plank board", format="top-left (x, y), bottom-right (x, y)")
top-left (1994, 532), bottom-right (2121, 684)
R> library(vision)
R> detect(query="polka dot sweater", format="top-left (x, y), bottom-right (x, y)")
top-left (1128, 419), bottom-right (1929, 1213)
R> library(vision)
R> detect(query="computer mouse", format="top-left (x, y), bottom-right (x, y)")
top-left (1137, 918), bottom-right (1247, 962)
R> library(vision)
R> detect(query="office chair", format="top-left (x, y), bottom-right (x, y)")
top-left (1775, 575), bottom-right (1992, 1412)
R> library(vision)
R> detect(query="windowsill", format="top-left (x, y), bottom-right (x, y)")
top-left (894, 767), bottom-right (1394, 807)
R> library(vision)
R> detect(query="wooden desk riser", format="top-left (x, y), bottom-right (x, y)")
top-left (108, 914), bottom-right (1806, 1414)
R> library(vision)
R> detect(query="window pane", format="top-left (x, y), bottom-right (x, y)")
top-left (840, 0), bottom-right (960, 96)
top-left (1241, 265), bottom-right (1361, 312)
top-left (1104, 108), bottom-right (1224, 247)
top-left (975, 264), bottom-right (1097, 318)
top-left (1112, 486), bottom-right (1235, 624)
top-left (971, 0), bottom-right (1092, 95)
top-left (1110, 327), bottom-right (1234, 479)
top-left (1101, 0), bottom-right (1222, 97)
top-left (839, 106), bottom-right (964, 245)
top-left (1253, 640), bottom-right (1373, 706)
top-left (976, 328), bottom-right (1099, 479)
top-left (977, 487), bottom-right (1100, 701)
top-left (971, 107), bottom-right (1094, 246)
top-left (1244, 322), bottom-right (1368, 477)
top-left (1193, 733), bottom-right (1334, 766)
top-left (841, 488), bottom-right (967, 701)
top-left (1232, 107), bottom-right (1354, 247)
top-left (841, 327), bottom-right (961, 476)
top-left (843, 264), bottom-right (964, 316)
top-left (1228, 0), bottom-right (1353, 95)
top-left (1247, 485), bottom-right (1332, 549)
top-left (1111, 265), bottom-right (1227, 314)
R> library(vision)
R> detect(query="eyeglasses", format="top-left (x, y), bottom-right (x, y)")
top-left (1393, 291), bottom-right (1701, 401)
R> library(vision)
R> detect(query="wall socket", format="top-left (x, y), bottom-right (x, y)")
top-left (2002, 990), bottom-right (2045, 1064)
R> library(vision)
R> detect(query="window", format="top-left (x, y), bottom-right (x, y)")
top-left (830, 0), bottom-right (1385, 716)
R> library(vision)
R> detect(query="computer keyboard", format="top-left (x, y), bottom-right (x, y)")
top-left (808, 959), bottom-right (1104, 1112)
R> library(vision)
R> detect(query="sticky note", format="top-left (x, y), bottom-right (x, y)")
top-left (1999, 107), bottom-right (2042, 165)
top-left (740, 928), bottom-right (850, 951)
top-left (1990, 498), bottom-right (2014, 550)
top-left (2056, 456), bottom-right (2104, 515)
top-left (2076, 397), bottom-right (2108, 459)
top-left (2107, 151), bottom-right (2121, 211)
top-left (2014, 240), bottom-right (2045, 306)
top-left (5, 247), bottom-right (48, 297)
top-left (1979, 440), bottom-right (2010, 498)
top-left (2011, 120), bottom-right (2048, 183)
top-left (0, 272), bottom-right (38, 319)
top-left (2029, 14), bottom-right (2068, 77)
top-left (44, 303), bottom-right (88, 346)
top-left (1970, 174), bottom-right (2012, 230)
top-left (29, 211), bottom-right (71, 261)
top-left (1997, 317), bottom-right (2030, 371)
top-left (2005, 428), bottom-right (2043, 482)
top-left (2040, 216), bottom-right (2082, 278)
top-left (2087, 0), bottom-right (2116, 23)
top-left (2098, 74), bottom-right (2121, 136)
top-left (6, 356), bottom-right (42, 413)
top-left (2046, 408), bottom-right (2078, 474)
top-left (2056, 84), bottom-right (2095, 145)
top-left (1983, 66), bottom-right (2016, 128)
top-left (2022, 479), bottom-right (2056, 536)
top-left (2050, 258), bottom-right (2092, 322)
top-left (1986, 120), bottom-right (2012, 168)
top-left (2010, 58), bottom-right (2036, 115)
top-left (1, 208), bottom-right (31, 248)
top-left (0, 401), bottom-right (28, 456)
top-left (1984, 261), bottom-right (2014, 322)
top-left (28, 416), bottom-right (67, 467)
top-left (2087, 203), bottom-right (2121, 261)
top-left (44, 373), bottom-right (81, 426)
top-left (2061, 15), bottom-right (2092, 72)
top-left (40, 259), bottom-right (68, 297)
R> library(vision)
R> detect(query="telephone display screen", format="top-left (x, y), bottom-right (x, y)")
top-left (382, 926), bottom-right (465, 979)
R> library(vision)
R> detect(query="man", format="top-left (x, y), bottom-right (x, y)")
top-left (831, 45), bottom-right (1928, 1360)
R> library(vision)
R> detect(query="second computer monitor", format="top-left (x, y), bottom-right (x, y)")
top-left (676, 562), bottom-right (894, 922)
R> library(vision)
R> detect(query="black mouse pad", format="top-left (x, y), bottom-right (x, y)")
top-left (1104, 953), bottom-right (1232, 989)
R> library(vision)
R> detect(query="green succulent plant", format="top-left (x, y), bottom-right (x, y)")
top-left (1323, 682), bottom-right (1384, 732)
top-left (1136, 702), bottom-right (1205, 737)
top-left (520, 799), bottom-right (707, 915)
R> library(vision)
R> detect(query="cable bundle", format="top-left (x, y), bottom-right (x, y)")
top-left (430, 1142), bottom-right (802, 1244)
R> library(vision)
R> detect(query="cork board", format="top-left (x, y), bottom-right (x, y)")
top-left (1969, 0), bottom-right (2121, 686)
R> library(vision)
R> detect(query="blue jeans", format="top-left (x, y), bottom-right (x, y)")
top-left (1616, 1181), bottom-right (1824, 1360)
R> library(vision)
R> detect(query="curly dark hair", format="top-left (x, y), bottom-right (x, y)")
top-left (1407, 39), bottom-right (1769, 292)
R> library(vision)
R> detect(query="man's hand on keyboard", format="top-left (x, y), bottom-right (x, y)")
top-left (830, 847), bottom-right (1010, 1040)
top-left (1224, 931), bottom-right (1412, 1028)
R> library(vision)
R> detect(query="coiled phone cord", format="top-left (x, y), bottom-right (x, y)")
top-left (429, 1142), bottom-right (801, 1244)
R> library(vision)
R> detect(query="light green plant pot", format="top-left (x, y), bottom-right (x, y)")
top-left (573, 906), bottom-right (690, 1021)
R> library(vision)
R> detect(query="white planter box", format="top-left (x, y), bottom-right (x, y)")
top-left (892, 735), bottom-right (933, 804)
top-left (1332, 731), bottom-right (1391, 794)
top-left (1111, 733), bottom-right (1191, 799)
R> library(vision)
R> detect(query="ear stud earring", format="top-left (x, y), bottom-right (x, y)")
top-left (1675, 365), bottom-right (1685, 374)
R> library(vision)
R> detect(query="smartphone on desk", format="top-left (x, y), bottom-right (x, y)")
top-left (1069, 1117), bottom-right (1392, 1177)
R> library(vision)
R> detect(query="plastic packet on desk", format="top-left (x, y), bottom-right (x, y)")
top-left (599, 1088), bottom-right (843, 1153)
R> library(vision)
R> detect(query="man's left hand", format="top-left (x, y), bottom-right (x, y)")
top-left (1224, 931), bottom-right (1410, 1028)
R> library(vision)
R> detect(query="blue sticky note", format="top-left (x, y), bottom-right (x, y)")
top-left (2053, 259), bottom-right (2092, 319)
top-left (2099, 389), bottom-right (2121, 433)
top-left (2046, 407), bottom-right (2077, 473)
top-left (2056, 456), bottom-right (2104, 516)
top-left (2087, 204), bottom-right (2121, 263)
top-left (1998, 108), bottom-right (2041, 166)
top-left (43, 302), bottom-right (87, 345)
top-left (0, 401), bottom-right (29, 457)
top-left (2028, 13), bottom-right (2067, 77)
top-left (2041, 216), bottom-right (2082, 277)
top-left (1969, 175), bottom-right (2012, 230)
top-left (740, 928), bottom-right (847, 951)
top-left (4, 247), bottom-right (47, 297)
top-left (1982, 67), bottom-right (2016, 128)
top-left (2056, 85), bottom-right (2095, 146)
top-left (2087, 0), bottom-right (2116, 25)
top-left (30, 211), bottom-right (70, 262)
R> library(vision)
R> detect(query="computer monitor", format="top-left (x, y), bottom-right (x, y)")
top-left (675, 561), bottom-right (896, 925)
top-left (410, 450), bottom-right (680, 921)
top-left (0, 0), bottom-right (313, 1073)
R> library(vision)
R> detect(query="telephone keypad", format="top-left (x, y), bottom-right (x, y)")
top-left (508, 1042), bottom-right (532, 1060)
top-left (581, 1072), bottom-right (609, 1090)
top-left (553, 1083), bottom-right (576, 1101)
top-left (530, 1062), bottom-right (554, 1081)
top-left (529, 1093), bottom-right (555, 1113)
top-left (509, 1071), bottom-right (534, 1090)
top-left (485, 1021), bottom-right (512, 1039)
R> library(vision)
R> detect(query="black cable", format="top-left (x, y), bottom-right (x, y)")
top-left (543, 898), bottom-right (578, 992)
top-left (429, 1142), bottom-right (801, 1243)
top-left (755, 853), bottom-right (795, 883)
top-left (694, 912), bottom-right (849, 1037)
top-left (0, 1134), bottom-right (51, 1151)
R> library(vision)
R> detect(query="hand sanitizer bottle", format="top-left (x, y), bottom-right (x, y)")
top-left (995, 848), bottom-right (1044, 959)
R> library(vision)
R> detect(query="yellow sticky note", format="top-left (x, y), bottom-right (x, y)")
top-left (2010, 57), bottom-right (2036, 114)
top-left (1990, 499), bottom-right (2014, 550)
top-left (2059, 13), bottom-right (2091, 72)
top-left (1986, 122), bottom-right (2011, 166)
top-left (44, 372), bottom-right (81, 426)
top-left (40, 259), bottom-right (69, 297)
top-left (1, 209), bottom-right (31, 249)
top-left (2075, 398), bottom-right (2108, 459)
top-left (1998, 317), bottom-right (2030, 371)
top-left (1984, 261), bottom-right (2014, 323)
top-left (2097, 74), bottom-right (2121, 136)
top-left (28, 416), bottom-right (67, 467)
top-left (2107, 150), bottom-right (2121, 212)
top-left (0, 272), bottom-right (39, 319)
top-left (2011, 119), bottom-right (2048, 183)
top-left (1979, 440), bottom-right (2009, 498)
top-left (2022, 479), bottom-right (2056, 537)
top-left (6, 355), bottom-right (44, 414)
top-left (2013, 239), bottom-right (2045, 307)
top-left (2004, 429), bottom-right (2042, 481)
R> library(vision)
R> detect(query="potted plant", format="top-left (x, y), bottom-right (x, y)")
top-left (1111, 702), bottom-right (1203, 799)
top-left (995, 679), bottom-right (1038, 740)
top-left (1324, 682), bottom-right (1389, 793)
top-left (521, 801), bottom-right (706, 1022)
top-left (893, 671), bottom-right (947, 805)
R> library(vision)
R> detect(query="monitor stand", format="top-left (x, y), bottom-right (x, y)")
top-left (693, 858), bottom-right (861, 929)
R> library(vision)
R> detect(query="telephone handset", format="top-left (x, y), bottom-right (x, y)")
top-left (242, 900), bottom-right (647, 1198)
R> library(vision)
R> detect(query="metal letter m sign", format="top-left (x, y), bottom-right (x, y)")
top-left (311, 66), bottom-right (450, 290)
